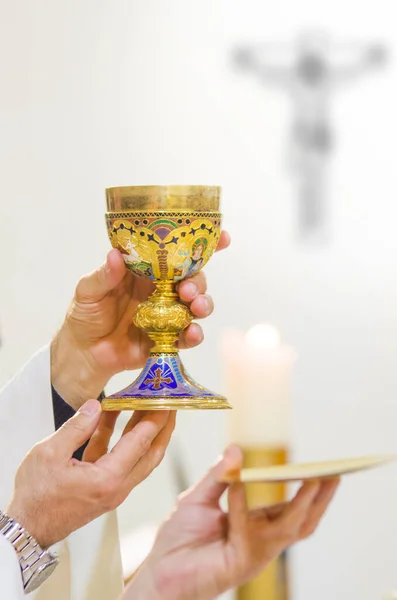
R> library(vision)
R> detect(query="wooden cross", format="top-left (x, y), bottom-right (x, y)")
top-left (233, 31), bottom-right (387, 241)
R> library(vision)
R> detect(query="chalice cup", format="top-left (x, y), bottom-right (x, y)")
top-left (101, 185), bottom-right (231, 411)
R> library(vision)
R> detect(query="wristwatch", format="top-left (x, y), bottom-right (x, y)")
top-left (0, 511), bottom-right (59, 593)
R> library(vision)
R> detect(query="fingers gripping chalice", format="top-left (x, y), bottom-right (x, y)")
top-left (101, 185), bottom-right (231, 411)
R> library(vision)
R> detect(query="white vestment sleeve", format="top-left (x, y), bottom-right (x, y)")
top-left (0, 534), bottom-right (24, 600)
top-left (0, 345), bottom-right (124, 600)
top-left (0, 345), bottom-right (55, 509)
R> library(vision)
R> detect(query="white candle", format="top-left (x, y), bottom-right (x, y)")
top-left (221, 324), bottom-right (296, 447)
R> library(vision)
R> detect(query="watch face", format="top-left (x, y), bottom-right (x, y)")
top-left (24, 559), bottom-right (58, 594)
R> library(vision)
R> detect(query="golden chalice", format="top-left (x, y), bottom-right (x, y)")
top-left (102, 185), bottom-right (231, 411)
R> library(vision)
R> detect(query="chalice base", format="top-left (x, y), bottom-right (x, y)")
top-left (101, 353), bottom-right (231, 411)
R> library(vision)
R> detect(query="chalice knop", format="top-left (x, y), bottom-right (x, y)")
top-left (101, 185), bottom-right (231, 411)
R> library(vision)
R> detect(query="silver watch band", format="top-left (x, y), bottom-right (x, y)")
top-left (0, 511), bottom-right (58, 593)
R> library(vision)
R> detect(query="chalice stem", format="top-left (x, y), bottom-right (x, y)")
top-left (101, 278), bottom-right (231, 410)
top-left (144, 281), bottom-right (187, 354)
top-left (133, 279), bottom-right (193, 355)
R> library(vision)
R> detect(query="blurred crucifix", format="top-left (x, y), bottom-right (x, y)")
top-left (233, 32), bottom-right (387, 241)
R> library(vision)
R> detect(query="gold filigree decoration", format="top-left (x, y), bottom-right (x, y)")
top-left (133, 282), bottom-right (192, 353)
top-left (106, 211), bottom-right (222, 219)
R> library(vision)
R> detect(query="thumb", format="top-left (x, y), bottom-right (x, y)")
top-left (76, 249), bottom-right (126, 302)
top-left (52, 399), bottom-right (102, 459)
top-left (180, 444), bottom-right (243, 506)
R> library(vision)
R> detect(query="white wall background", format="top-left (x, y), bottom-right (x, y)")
top-left (1, 1), bottom-right (397, 599)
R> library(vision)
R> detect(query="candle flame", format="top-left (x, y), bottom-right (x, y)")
top-left (245, 324), bottom-right (281, 350)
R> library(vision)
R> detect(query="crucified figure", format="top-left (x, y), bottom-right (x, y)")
top-left (233, 32), bottom-right (387, 241)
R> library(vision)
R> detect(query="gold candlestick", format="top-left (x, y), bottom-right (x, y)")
top-left (237, 446), bottom-right (289, 600)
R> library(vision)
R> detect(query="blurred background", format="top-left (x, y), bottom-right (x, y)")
top-left (1, 1), bottom-right (397, 598)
